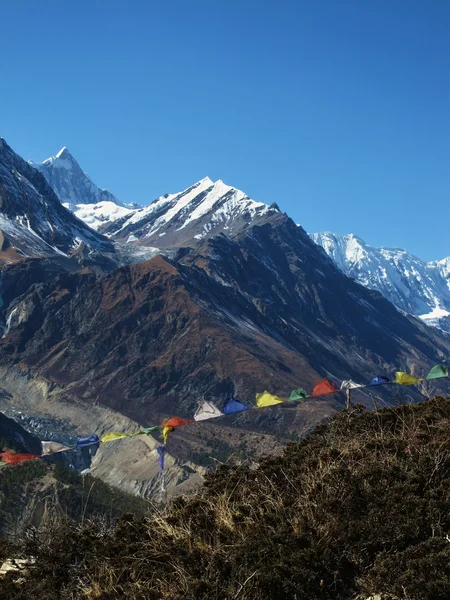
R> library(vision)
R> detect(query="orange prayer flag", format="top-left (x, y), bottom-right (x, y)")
top-left (0, 452), bottom-right (40, 464)
top-left (312, 379), bottom-right (339, 398)
top-left (163, 416), bottom-right (194, 428)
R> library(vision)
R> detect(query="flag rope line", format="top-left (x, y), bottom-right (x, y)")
top-left (0, 364), bottom-right (448, 468)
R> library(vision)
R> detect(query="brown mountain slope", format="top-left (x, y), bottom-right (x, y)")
top-left (1, 213), bottom-right (448, 432)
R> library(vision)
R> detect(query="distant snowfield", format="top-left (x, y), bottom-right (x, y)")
top-left (311, 231), bottom-right (450, 334)
top-left (66, 201), bottom-right (136, 231)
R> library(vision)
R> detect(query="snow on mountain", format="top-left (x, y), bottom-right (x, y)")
top-left (31, 146), bottom-right (278, 246)
top-left (101, 176), bottom-right (278, 247)
top-left (66, 201), bottom-right (136, 231)
top-left (30, 147), bottom-right (137, 210)
top-left (30, 144), bottom-right (449, 336)
top-left (310, 231), bottom-right (450, 334)
top-left (0, 138), bottom-right (112, 259)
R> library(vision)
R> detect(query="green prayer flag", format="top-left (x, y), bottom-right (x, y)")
top-left (289, 388), bottom-right (310, 400)
top-left (141, 426), bottom-right (161, 435)
top-left (426, 364), bottom-right (448, 380)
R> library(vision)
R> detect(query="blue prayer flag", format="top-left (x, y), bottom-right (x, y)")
top-left (368, 376), bottom-right (391, 387)
top-left (223, 398), bottom-right (249, 415)
top-left (156, 445), bottom-right (165, 471)
top-left (76, 434), bottom-right (100, 449)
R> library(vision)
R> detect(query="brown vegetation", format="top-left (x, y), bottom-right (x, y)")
top-left (2, 396), bottom-right (450, 599)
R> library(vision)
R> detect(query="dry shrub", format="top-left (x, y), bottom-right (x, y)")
top-left (2, 397), bottom-right (450, 599)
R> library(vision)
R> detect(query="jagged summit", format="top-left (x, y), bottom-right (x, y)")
top-left (31, 147), bottom-right (130, 210)
top-left (98, 175), bottom-right (276, 247)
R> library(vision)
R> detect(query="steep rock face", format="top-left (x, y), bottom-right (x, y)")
top-left (311, 231), bottom-right (450, 333)
top-left (0, 139), bottom-right (112, 259)
top-left (1, 213), bottom-right (448, 429)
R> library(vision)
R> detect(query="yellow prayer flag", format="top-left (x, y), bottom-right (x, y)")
top-left (395, 372), bottom-right (422, 386)
top-left (101, 432), bottom-right (134, 443)
top-left (162, 426), bottom-right (173, 445)
top-left (256, 391), bottom-right (284, 408)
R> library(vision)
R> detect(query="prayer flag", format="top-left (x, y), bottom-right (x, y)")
top-left (76, 434), bottom-right (100, 449)
top-left (340, 380), bottom-right (364, 390)
top-left (368, 376), bottom-right (391, 386)
top-left (256, 391), bottom-right (284, 408)
top-left (289, 388), bottom-right (310, 400)
top-left (0, 452), bottom-right (40, 464)
top-left (223, 398), bottom-right (249, 414)
top-left (426, 365), bottom-right (448, 380)
top-left (101, 432), bottom-right (134, 443)
top-left (141, 426), bottom-right (161, 435)
top-left (41, 441), bottom-right (72, 456)
top-left (164, 416), bottom-right (193, 428)
top-left (312, 379), bottom-right (339, 397)
top-left (194, 401), bottom-right (223, 422)
top-left (395, 372), bottom-right (421, 386)
top-left (156, 445), bottom-right (165, 470)
top-left (162, 426), bottom-right (173, 445)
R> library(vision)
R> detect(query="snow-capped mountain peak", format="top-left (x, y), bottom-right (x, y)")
top-left (311, 231), bottom-right (450, 334)
top-left (55, 146), bottom-right (69, 159)
top-left (96, 176), bottom-right (277, 246)
top-left (0, 137), bottom-right (112, 259)
top-left (30, 147), bottom-right (130, 210)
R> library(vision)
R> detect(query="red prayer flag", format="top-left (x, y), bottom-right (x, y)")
top-left (0, 452), bottom-right (40, 464)
top-left (312, 379), bottom-right (339, 398)
top-left (163, 416), bottom-right (194, 428)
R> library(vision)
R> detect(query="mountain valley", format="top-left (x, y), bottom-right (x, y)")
top-left (0, 138), bottom-right (449, 504)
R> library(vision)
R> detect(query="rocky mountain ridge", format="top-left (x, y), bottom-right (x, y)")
top-left (34, 147), bottom-right (450, 337)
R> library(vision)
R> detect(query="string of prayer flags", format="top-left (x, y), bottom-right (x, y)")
top-left (0, 452), bottom-right (40, 464)
top-left (41, 441), bottom-right (72, 456)
top-left (340, 380), bottom-right (364, 390)
top-left (0, 357), bottom-right (448, 479)
top-left (76, 434), bottom-right (100, 449)
top-left (256, 391), bottom-right (284, 408)
top-left (223, 398), bottom-right (249, 414)
top-left (194, 401), bottom-right (224, 422)
top-left (395, 372), bottom-right (422, 386)
top-left (289, 388), bottom-right (310, 400)
top-left (426, 365), bottom-right (448, 380)
top-left (312, 379), bottom-right (339, 397)
top-left (368, 375), bottom-right (391, 386)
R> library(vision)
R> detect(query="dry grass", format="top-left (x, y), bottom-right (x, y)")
top-left (2, 397), bottom-right (450, 599)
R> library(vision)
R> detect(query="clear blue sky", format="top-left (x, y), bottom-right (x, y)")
top-left (1, 0), bottom-right (449, 260)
